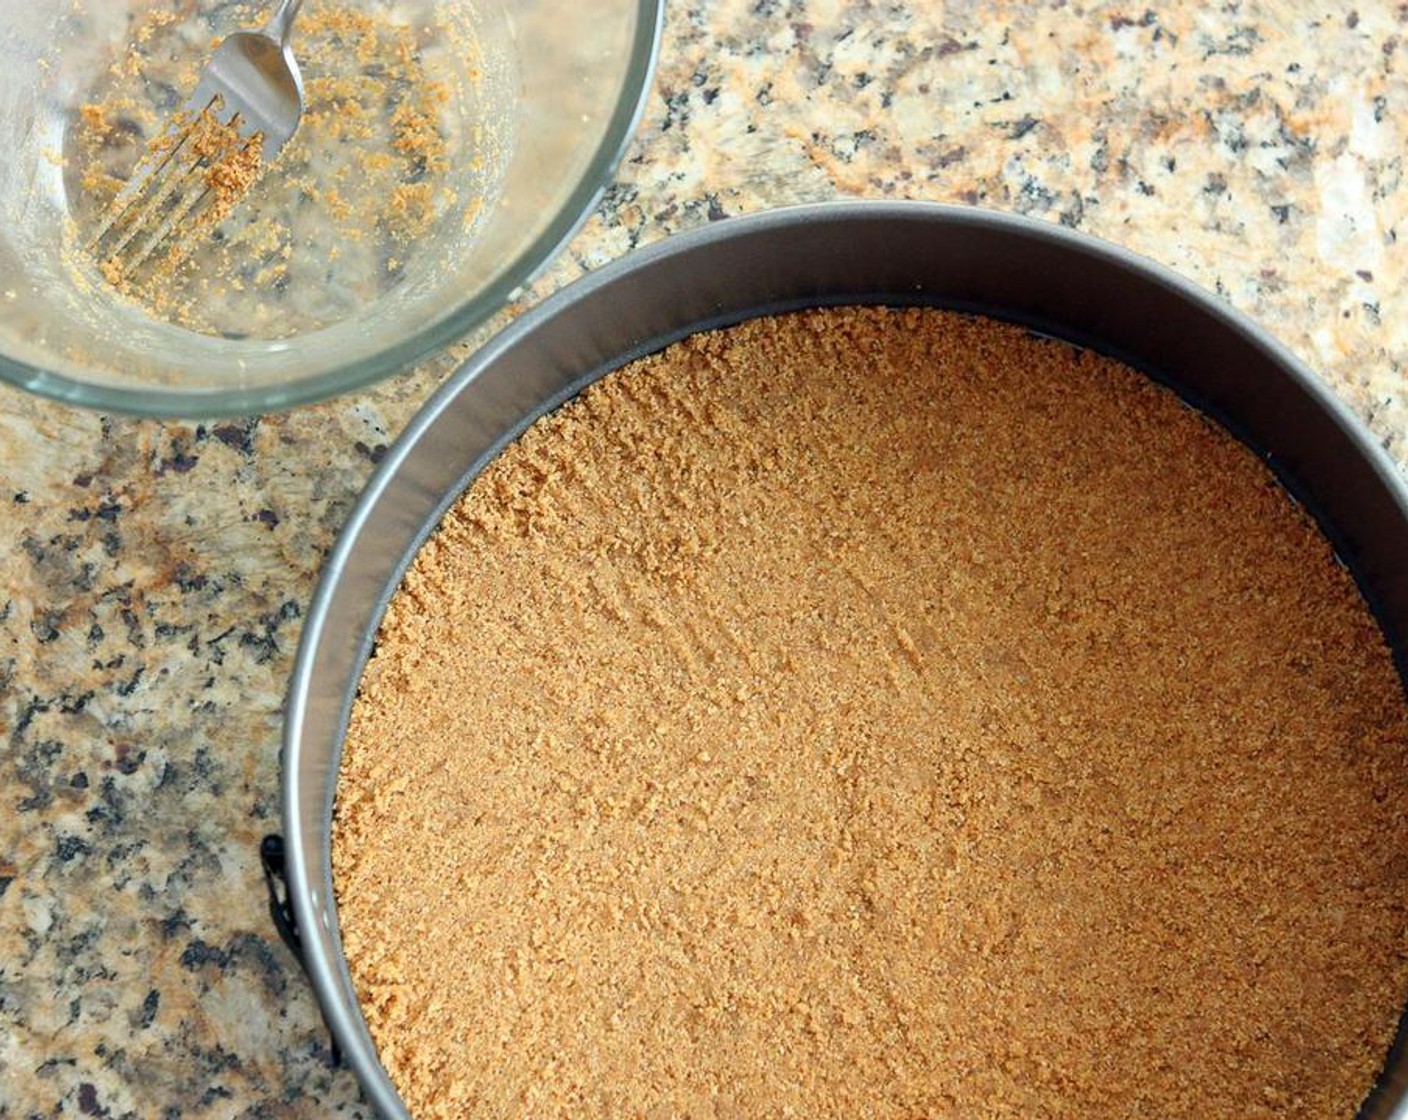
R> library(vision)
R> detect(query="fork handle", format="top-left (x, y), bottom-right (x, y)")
top-left (263, 0), bottom-right (305, 47)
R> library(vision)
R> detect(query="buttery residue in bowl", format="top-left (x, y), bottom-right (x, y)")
top-left (333, 307), bottom-right (1408, 1119)
top-left (61, 0), bottom-right (508, 339)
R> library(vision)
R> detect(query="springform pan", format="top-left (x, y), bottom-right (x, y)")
top-left (280, 200), bottom-right (1408, 1119)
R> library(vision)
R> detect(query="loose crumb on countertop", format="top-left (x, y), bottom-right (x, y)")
top-left (333, 307), bottom-right (1408, 1120)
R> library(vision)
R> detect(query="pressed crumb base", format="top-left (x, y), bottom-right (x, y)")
top-left (333, 307), bottom-right (1408, 1119)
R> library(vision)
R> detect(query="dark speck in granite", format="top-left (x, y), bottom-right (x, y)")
top-left (134, 989), bottom-right (159, 1031)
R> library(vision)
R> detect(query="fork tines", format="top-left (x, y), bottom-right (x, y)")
top-left (90, 95), bottom-right (264, 286)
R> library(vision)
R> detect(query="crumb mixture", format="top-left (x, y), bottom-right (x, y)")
top-left (63, 0), bottom-right (500, 338)
top-left (96, 100), bottom-right (263, 293)
top-left (333, 307), bottom-right (1408, 1119)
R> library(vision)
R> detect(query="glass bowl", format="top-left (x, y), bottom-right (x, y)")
top-left (0, 0), bottom-right (662, 417)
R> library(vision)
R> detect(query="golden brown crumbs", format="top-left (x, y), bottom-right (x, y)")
top-left (96, 105), bottom-right (262, 300)
top-left (392, 81), bottom-right (453, 166)
top-left (78, 103), bottom-right (107, 132)
top-left (387, 182), bottom-right (436, 238)
top-left (333, 307), bottom-right (1408, 1120)
top-left (63, 0), bottom-right (486, 338)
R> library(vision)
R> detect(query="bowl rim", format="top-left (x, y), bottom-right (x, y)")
top-left (0, 0), bottom-right (666, 419)
top-left (284, 199), bottom-right (1408, 1119)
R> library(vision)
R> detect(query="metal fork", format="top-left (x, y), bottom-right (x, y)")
top-left (90, 0), bottom-right (307, 279)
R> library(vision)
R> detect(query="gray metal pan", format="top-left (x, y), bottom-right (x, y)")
top-left (280, 200), bottom-right (1408, 1119)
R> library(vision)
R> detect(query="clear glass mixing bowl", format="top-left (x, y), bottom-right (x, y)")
top-left (0, 0), bottom-right (661, 417)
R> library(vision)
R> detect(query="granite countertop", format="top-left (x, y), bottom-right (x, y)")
top-left (2, 1), bottom-right (1405, 1115)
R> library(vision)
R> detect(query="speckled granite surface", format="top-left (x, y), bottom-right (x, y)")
top-left (2, 1), bottom-right (1406, 1115)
